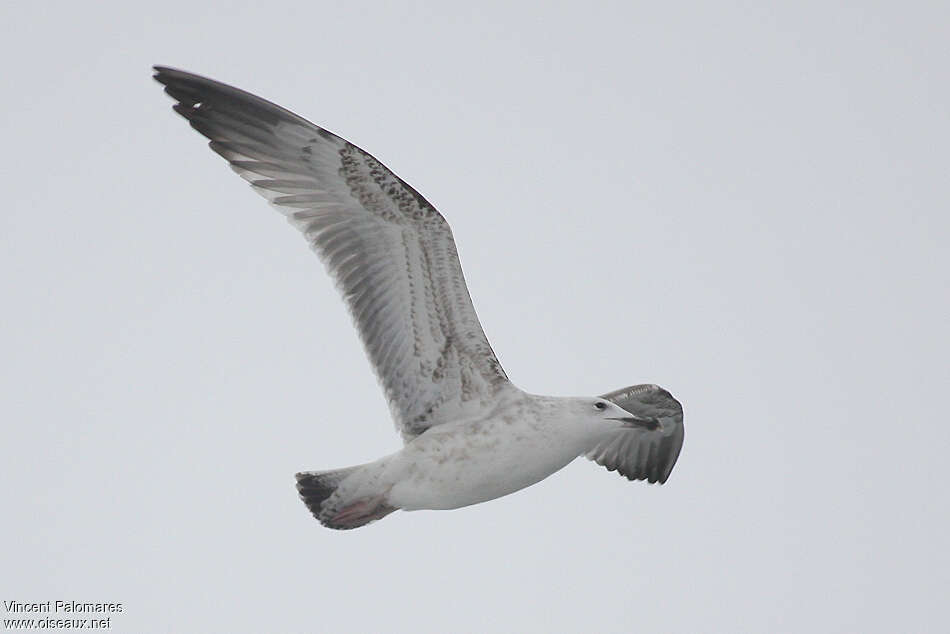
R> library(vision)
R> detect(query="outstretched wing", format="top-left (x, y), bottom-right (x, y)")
top-left (587, 384), bottom-right (685, 484)
top-left (154, 67), bottom-right (513, 441)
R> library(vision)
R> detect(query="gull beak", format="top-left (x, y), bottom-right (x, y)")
top-left (608, 412), bottom-right (660, 431)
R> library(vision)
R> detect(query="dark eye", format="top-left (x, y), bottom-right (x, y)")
top-left (594, 401), bottom-right (607, 411)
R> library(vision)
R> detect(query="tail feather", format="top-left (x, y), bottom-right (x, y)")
top-left (295, 466), bottom-right (396, 530)
top-left (295, 467), bottom-right (358, 519)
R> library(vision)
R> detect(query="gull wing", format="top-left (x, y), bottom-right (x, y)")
top-left (587, 384), bottom-right (685, 484)
top-left (154, 67), bottom-right (513, 441)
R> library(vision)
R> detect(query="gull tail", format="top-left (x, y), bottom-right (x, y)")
top-left (295, 465), bottom-right (396, 530)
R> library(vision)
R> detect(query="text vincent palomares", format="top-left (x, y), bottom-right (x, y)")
top-left (3, 600), bottom-right (123, 614)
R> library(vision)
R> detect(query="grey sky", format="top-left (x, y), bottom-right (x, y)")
top-left (2, 1), bottom-right (948, 632)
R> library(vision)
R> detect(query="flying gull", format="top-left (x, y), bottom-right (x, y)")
top-left (153, 67), bottom-right (685, 530)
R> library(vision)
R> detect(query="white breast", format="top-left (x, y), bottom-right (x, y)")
top-left (386, 406), bottom-right (596, 511)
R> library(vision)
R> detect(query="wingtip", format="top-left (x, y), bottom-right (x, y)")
top-left (152, 64), bottom-right (185, 76)
top-left (152, 65), bottom-right (173, 80)
top-left (152, 66), bottom-right (184, 90)
top-left (152, 66), bottom-right (206, 87)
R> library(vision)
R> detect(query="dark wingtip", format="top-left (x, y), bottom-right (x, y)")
top-left (152, 65), bottom-right (183, 85)
top-left (151, 65), bottom-right (319, 135)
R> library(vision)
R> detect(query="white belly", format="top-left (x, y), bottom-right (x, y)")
top-left (385, 416), bottom-right (591, 511)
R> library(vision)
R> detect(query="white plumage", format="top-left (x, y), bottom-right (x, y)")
top-left (154, 67), bottom-right (684, 529)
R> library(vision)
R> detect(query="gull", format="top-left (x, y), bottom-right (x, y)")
top-left (153, 67), bottom-right (685, 530)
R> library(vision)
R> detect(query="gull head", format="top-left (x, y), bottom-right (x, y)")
top-left (577, 397), bottom-right (660, 431)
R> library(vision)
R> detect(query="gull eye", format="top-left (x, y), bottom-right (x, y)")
top-left (594, 401), bottom-right (607, 411)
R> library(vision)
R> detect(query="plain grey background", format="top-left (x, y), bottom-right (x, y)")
top-left (2, 1), bottom-right (948, 632)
